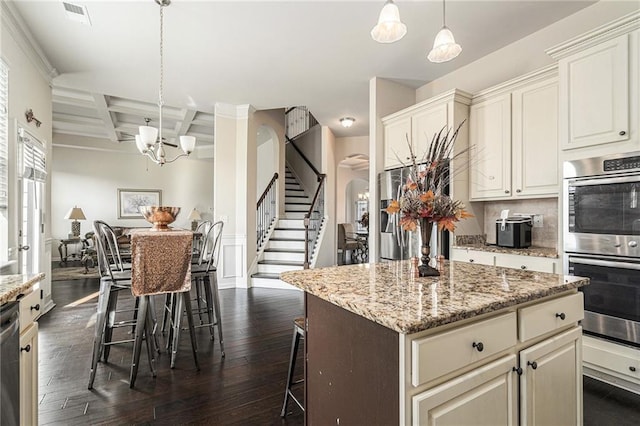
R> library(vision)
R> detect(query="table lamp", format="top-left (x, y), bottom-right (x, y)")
top-left (187, 208), bottom-right (201, 231)
top-left (65, 206), bottom-right (86, 237)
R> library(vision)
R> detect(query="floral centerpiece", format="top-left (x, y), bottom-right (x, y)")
top-left (386, 122), bottom-right (472, 276)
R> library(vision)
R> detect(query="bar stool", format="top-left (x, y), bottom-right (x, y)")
top-left (280, 317), bottom-right (305, 417)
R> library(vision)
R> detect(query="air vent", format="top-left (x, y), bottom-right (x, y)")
top-left (62, 2), bottom-right (91, 26)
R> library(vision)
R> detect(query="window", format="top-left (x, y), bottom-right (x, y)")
top-left (0, 60), bottom-right (8, 263)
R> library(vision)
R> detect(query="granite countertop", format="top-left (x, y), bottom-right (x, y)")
top-left (0, 273), bottom-right (45, 304)
top-left (280, 261), bottom-right (587, 334)
top-left (453, 243), bottom-right (559, 258)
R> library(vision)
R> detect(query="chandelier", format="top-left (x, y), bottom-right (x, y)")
top-left (135, 0), bottom-right (195, 166)
top-left (427, 0), bottom-right (462, 63)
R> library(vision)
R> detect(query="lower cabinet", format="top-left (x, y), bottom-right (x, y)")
top-left (451, 248), bottom-right (558, 274)
top-left (406, 293), bottom-right (583, 425)
top-left (519, 327), bottom-right (582, 426)
top-left (19, 322), bottom-right (38, 426)
top-left (413, 355), bottom-right (518, 425)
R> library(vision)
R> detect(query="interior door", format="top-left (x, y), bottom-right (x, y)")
top-left (17, 127), bottom-right (45, 275)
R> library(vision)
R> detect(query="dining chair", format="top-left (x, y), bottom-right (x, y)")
top-left (337, 223), bottom-right (362, 264)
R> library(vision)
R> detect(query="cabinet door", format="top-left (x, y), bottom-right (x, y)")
top-left (412, 354), bottom-right (518, 426)
top-left (559, 34), bottom-right (629, 149)
top-left (412, 103), bottom-right (448, 160)
top-left (20, 322), bottom-right (38, 426)
top-left (495, 253), bottom-right (558, 274)
top-left (450, 248), bottom-right (495, 266)
top-left (469, 94), bottom-right (512, 200)
top-left (512, 78), bottom-right (559, 197)
top-left (519, 326), bottom-right (582, 426)
top-left (384, 116), bottom-right (412, 169)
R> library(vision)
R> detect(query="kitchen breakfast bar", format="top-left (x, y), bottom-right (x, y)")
top-left (281, 260), bottom-right (590, 425)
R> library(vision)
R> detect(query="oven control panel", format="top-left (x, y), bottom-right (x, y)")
top-left (603, 155), bottom-right (640, 172)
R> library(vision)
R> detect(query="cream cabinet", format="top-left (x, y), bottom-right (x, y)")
top-left (18, 286), bottom-right (40, 426)
top-left (519, 327), bottom-right (583, 426)
top-left (450, 247), bottom-right (495, 266)
top-left (405, 292), bottom-right (584, 425)
top-left (382, 90), bottom-right (471, 170)
top-left (494, 252), bottom-right (558, 274)
top-left (547, 12), bottom-right (639, 152)
top-left (470, 67), bottom-right (559, 201)
top-left (557, 34), bottom-right (629, 149)
top-left (583, 335), bottom-right (640, 393)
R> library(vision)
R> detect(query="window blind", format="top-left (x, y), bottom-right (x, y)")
top-left (20, 129), bottom-right (46, 182)
top-left (0, 60), bottom-right (8, 209)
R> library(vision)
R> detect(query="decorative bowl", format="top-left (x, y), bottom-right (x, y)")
top-left (139, 206), bottom-right (181, 230)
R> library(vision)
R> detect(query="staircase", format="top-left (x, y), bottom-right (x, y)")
top-left (251, 167), bottom-right (314, 288)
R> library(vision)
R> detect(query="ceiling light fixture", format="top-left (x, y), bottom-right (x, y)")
top-left (136, 0), bottom-right (195, 166)
top-left (427, 0), bottom-right (462, 63)
top-left (340, 117), bottom-right (356, 128)
top-left (371, 0), bottom-right (407, 44)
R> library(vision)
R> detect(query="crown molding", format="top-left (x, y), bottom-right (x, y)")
top-left (546, 10), bottom-right (640, 60)
top-left (471, 64), bottom-right (558, 104)
top-left (1, 1), bottom-right (58, 83)
top-left (382, 88), bottom-right (472, 124)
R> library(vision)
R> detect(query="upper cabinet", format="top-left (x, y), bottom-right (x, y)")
top-left (470, 67), bottom-right (559, 201)
top-left (382, 90), bottom-right (471, 170)
top-left (547, 11), bottom-right (639, 152)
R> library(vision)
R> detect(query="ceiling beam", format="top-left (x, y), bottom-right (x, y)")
top-left (92, 94), bottom-right (119, 142)
top-left (175, 109), bottom-right (197, 136)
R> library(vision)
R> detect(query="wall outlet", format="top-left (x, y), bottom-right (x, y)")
top-left (533, 214), bottom-right (543, 228)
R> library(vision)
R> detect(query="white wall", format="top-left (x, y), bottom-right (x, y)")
top-left (256, 131), bottom-right (277, 200)
top-left (314, 126), bottom-right (337, 267)
top-left (51, 143), bottom-right (214, 245)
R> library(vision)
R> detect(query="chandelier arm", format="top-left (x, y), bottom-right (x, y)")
top-left (162, 152), bottom-right (189, 164)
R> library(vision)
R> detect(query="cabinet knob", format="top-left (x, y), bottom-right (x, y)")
top-left (505, 190), bottom-right (510, 194)
top-left (21, 344), bottom-right (31, 353)
top-left (521, 265), bottom-right (527, 270)
top-left (556, 312), bottom-right (566, 320)
top-left (469, 259), bottom-right (474, 263)
top-left (620, 131), bottom-right (627, 136)
top-left (30, 303), bottom-right (40, 311)
top-left (512, 366), bottom-right (523, 376)
top-left (472, 341), bottom-right (484, 352)
top-left (516, 189), bottom-right (522, 193)
top-left (630, 366), bottom-right (637, 372)
top-left (527, 361), bottom-right (538, 370)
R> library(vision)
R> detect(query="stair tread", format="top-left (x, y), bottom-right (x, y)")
top-left (264, 248), bottom-right (305, 253)
top-left (258, 260), bottom-right (304, 266)
top-left (274, 227), bottom-right (306, 231)
top-left (250, 273), bottom-right (281, 279)
top-left (269, 238), bottom-right (305, 241)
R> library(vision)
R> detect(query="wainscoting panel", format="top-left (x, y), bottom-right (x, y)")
top-left (220, 234), bottom-right (247, 288)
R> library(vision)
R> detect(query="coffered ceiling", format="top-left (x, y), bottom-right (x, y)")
top-left (5, 0), bottom-right (601, 147)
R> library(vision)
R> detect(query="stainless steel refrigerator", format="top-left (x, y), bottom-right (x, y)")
top-left (378, 167), bottom-right (449, 261)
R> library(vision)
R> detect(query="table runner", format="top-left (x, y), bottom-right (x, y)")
top-left (130, 229), bottom-right (192, 297)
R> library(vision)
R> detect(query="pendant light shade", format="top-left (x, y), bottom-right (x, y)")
top-left (428, 0), bottom-right (461, 63)
top-left (371, 0), bottom-right (407, 44)
top-left (427, 26), bottom-right (462, 63)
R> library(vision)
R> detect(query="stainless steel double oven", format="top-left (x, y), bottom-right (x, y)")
top-left (563, 152), bottom-right (640, 347)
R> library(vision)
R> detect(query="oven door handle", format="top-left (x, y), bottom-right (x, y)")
top-left (569, 256), bottom-right (640, 271)
top-left (569, 175), bottom-right (640, 187)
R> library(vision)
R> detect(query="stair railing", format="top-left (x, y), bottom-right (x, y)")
top-left (257, 172), bottom-right (278, 248)
top-left (304, 173), bottom-right (325, 269)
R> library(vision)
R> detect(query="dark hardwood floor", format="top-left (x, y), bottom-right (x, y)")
top-left (38, 277), bottom-right (305, 425)
top-left (39, 275), bottom-right (640, 425)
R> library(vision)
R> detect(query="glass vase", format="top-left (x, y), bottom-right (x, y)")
top-left (418, 218), bottom-right (440, 277)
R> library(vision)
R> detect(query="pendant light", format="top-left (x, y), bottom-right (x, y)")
top-left (137, 0), bottom-right (196, 166)
top-left (371, 0), bottom-right (407, 44)
top-left (427, 0), bottom-right (462, 63)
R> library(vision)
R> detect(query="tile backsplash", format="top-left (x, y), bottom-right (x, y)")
top-left (483, 198), bottom-right (558, 249)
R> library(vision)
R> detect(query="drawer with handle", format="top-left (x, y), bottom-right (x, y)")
top-left (411, 312), bottom-right (517, 387)
top-left (18, 288), bottom-right (41, 333)
top-left (518, 292), bottom-right (583, 342)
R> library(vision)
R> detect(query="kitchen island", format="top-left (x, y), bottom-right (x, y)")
top-left (281, 260), bottom-right (589, 425)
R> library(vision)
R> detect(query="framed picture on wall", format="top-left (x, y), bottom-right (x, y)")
top-left (117, 189), bottom-right (162, 219)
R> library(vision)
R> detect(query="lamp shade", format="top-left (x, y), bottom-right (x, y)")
top-left (179, 135), bottom-right (196, 154)
top-left (135, 135), bottom-right (147, 153)
top-left (64, 206), bottom-right (86, 220)
top-left (187, 209), bottom-right (201, 221)
top-left (427, 26), bottom-right (462, 63)
top-left (371, 0), bottom-right (407, 43)
top-left (139, 125), bottom-right (158, 148)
